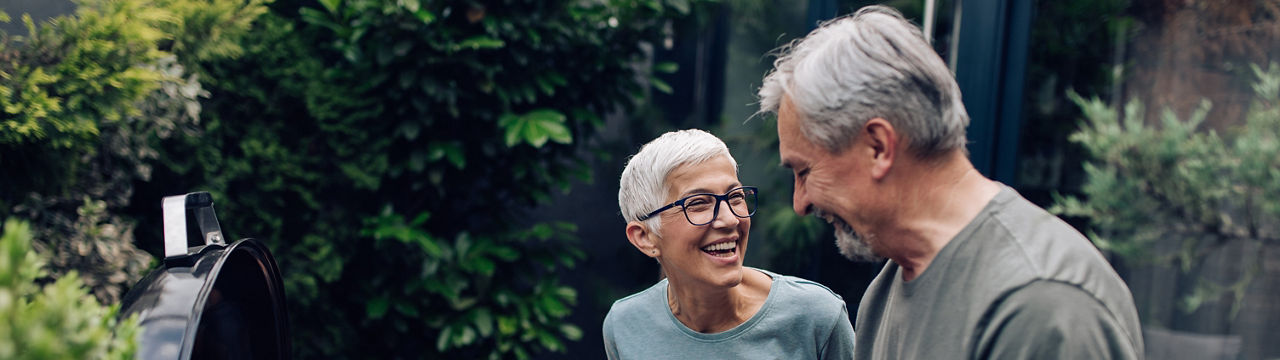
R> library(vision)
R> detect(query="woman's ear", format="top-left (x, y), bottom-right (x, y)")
top-left (626, 221), bottom-right (660, 258)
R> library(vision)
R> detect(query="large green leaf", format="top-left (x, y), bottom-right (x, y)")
top-left (455, 36), bottom-right (505, 51)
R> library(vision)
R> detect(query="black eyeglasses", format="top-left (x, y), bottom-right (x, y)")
top-left (637, 186), bottom-right (759, 226)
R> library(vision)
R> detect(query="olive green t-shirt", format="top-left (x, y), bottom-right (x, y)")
top-left (854, 185), bottom-right (1144, 359)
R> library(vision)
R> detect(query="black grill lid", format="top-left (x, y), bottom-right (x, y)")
top-left (119, 192), bottom-right (290, 359)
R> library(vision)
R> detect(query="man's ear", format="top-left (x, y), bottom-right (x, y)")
top-left (863, 118), bottom-right (898, 180)
top-left (626, 221), bottom-right (660, 258)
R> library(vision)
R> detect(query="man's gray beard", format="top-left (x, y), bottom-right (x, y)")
top-left (833, 222), bottom-right (881, 262)
top-left (815, 208), bottom-right (882, 262)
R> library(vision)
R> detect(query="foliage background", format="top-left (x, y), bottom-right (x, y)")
top-left (0, 218), bottom-right (140, 359)
top-left (3, 0), bottom-right (722, 358)
top-left (7, 0), bottom-right (1280, 358)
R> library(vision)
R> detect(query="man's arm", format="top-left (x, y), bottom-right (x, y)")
top-left (974, 280), bottom-right (1142, 360)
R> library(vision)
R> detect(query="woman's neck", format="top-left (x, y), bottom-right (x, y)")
top-left (666, 269), bottom-right (771, 333)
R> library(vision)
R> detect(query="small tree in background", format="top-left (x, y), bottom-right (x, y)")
top-left (1053, 63), bottom-right (1280, 318)
top-left (0, 0), bottom-right (264, 303)
top-left (0, 218), bottom-right (139, 359)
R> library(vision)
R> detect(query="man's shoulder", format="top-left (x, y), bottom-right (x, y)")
top-left (979, 186), bottom-right (1115, 279)
top-left (959, 186), bottom-right (1138, 316)
top-left (986, 185), bottom-right (1086, 243)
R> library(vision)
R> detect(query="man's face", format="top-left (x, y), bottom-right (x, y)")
top-left (651, 155), bottom-right (753, 288)
top-left (776, 96), bottom-right (881, 261)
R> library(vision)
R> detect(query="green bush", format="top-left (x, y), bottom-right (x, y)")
top-left (139, 0), bottom-right (706, 357)
top-left (0, 218), bottom-right (140, 359)
top-left (0, 0), bottom-right (264, 303)
top-left (1053, 63), bottom-right (1280, 316)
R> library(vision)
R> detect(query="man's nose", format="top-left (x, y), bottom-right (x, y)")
top-left (793, 180), bottom-right (811, 216)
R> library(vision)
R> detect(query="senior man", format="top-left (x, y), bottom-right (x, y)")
top-left (757, 5), bottom-right (1144, 359)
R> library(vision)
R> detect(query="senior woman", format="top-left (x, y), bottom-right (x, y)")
top-left (603, 129), bottom-right (854, 359)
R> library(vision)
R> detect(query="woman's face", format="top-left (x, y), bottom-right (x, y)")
top-left (651, 155), bottom-right (752, 289)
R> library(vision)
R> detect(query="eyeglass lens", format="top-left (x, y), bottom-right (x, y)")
top-left (684, 188), bottom-right (757, 225)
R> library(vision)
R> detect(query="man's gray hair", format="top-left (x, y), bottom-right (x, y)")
top-left (758, 5), bottom-right (968, 158)
top-left (618, 129), bottom-right (737, 235)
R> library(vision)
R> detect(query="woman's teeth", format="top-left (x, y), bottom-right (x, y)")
top-left (701, 242), bottom-right (737, 257)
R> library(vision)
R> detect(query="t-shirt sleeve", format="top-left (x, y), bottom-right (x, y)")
top-left (975, 280), bottom-right (1141, 360)
top-left (602, 311), bottom-right (620, 360)
top-left (820, 303), bottom-right (856, 360)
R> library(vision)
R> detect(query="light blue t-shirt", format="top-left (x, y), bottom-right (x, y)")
top-left (602, 268), bottom-right (855, 359)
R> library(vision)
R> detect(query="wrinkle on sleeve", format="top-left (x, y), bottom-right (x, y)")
top-left (974, 280), bottom-right (1141, 360)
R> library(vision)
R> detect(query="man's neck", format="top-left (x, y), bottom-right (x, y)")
top-left (883, 153), bottom-right (1001, 281)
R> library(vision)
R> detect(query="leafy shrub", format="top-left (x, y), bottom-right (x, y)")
top-left (1053, 63), bottom-right (1280, 315)
top-left (0, 0), bottom-right (265, 303)
top-left (141, 0), bottom-right (706, 357)
top-left (0, 218), bottom-right (139, 359)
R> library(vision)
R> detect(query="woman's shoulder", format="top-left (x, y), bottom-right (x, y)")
top-left (604, 279), bottom-right (668, 326)
top-left (755, 268), bottom-right (847, 313)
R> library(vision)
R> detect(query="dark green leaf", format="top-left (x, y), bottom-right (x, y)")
top-left (543, 121), bottom-right (572, 145)
top-left (318, 0), bottom-right (341, 14)
top-left (443, 142), bottom-right (466, 169)
top-left (500, 113), bottom-right (523, 147)
top-left (456, 326), bottom-right (477, 346)
top-left (530, 223), bottom-right (554, 240)
top-left (560, 324), bottom-right (583, 341)
top-left (436, 326), bottom-right (452, 351)
top-left (394, 301), bottom-right (420, 318)
top-left (654, 61), bottom-right (678, 73)
top-left (399, 121), bottom-right (421, 140)
top-left (498, 316), bottom-right (518, 336)
top-left (398, 0), bottom-right (420, 12)
top-left (537, 331), bottom-right (563, 352)
top-left (472, 257), bottom-right (496, 276)
top-left (367, 297), bottom-right (389, 319)
top-left (555, 286), bottom-right (578, 303)
top-left (489, 246), bottom-right (519, 261)
top-left (414, 9), bottom-right (436, 24)
top-left (456, 36), bottom-right (505, 50)
top-left (474, 309), bottom-right (494, 337)
top-left (651, 77), bottom-right (673, 94)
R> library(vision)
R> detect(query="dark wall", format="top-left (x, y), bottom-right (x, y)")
top-left (0, 0), bottom-right (76, 35)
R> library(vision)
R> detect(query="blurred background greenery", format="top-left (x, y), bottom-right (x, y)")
top-left (2, 0), bottom-right (1278, 359)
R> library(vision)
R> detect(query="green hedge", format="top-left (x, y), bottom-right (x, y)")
top-left (141, 0), bottom-right (702, 358)
top-left (0, 218), bottom-right (139, 359)
top-left (3, 0), bottom-right (703, 356)
top-left (0, 0), bottom-right (263, 303)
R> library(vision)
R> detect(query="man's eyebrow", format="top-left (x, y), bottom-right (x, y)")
top-left (780, 160), bottom-right (793, 169)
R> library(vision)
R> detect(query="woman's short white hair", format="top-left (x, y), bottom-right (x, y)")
top-left (757, 5), bottom-right (968, 158)
top-left (618, 129), bottom-right (737, 234)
